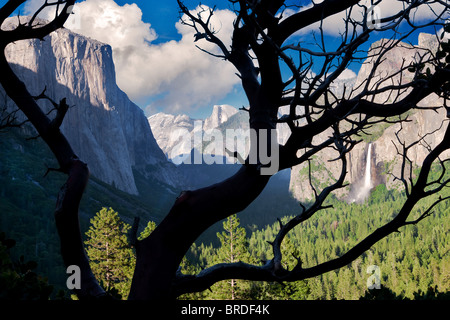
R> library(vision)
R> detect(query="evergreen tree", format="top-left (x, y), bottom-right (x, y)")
top-left (0, 232), bottom-right (53, 300)
top-left (209, 215), bottom-right (254, 300)
top-left (138, 220), bottom-right (157, 241)
top-left (84, 207), bottom-right (135, 299)
top-left (178, 254), bottom-right (207, 300)
top-left (255, 235), bottom-right (310, 300)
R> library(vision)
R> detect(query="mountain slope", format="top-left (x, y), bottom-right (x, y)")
top-left (289, 33), bottom-right (448, 202)
top-left (2, 17), bottom-right (184, 196)
top-left (148, 104), bottom-right (238, 162)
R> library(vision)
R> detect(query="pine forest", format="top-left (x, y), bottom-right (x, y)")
top-left (3, 163), bottom-right (448, 300)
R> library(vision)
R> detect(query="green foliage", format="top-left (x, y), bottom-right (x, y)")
top-left (360, 285), bottom-right (450, 300)
top-left (360, 286), bottom-right (403, 300)
top-left (0, 127), bottom-right (173, 294)
top-left (0, 129), bottom-right (69, 294)
top-left (242, 182), bottom-right (450, 300)
top-left (215, 215), bottom-right (253, 265)
top-left (183, 215), bottom-right (310, 300)
top-left (84, 207), bottom-right (135, 299)
top-left (0, 232), bottom-right (53, 300)
top-left (83, 208), bottom-right (158, 299)
top-left (2, 124), bottom-right (449, 300)
top-left (183, 165), bottom-right (449, 300)
top-left (208, 215), bottom-right (255, 300)
top-left (138, 220), bottom-right (157, 241)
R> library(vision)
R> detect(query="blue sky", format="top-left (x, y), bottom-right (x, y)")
top-left (113, 1), bottom-right (225, 43)
top-left (1, 1), bottom-right (447, 119)
top-left (113, 0), bottom-right (304, 43)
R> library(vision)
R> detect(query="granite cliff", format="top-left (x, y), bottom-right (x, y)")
top-left (1, 17), bottom-right (183, 195)
top-left (289, 33), bottom-right (448, 202)
top-left (148, 33), bottom-right (448, 204)
top-left (148, 104), bottom-right (239, 163)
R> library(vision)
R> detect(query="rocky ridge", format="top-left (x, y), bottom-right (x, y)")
top-left (289, 33), bottom-right (448, 202)
top-left (148, 104), bottom-right (239, 163)
top-left (1, 17), bottom-right (183, 195)
top-left (149, 33), bottom-right (448, 203)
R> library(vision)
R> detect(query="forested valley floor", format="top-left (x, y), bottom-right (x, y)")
top-left (0, 128), bottom-right (449, 300)
top-left (181, 180), bottom-right (450, 300)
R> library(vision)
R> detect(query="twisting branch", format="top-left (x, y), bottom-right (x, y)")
top-left (3, 0), bottom-right (449, 300)
top-left (177, 0), bottom-right (230, 59)
top-left (0, 0), bottom-right (107, 299)
top-left (272, 128), bottom-right (354, 275)
top-left (168, 0), bottom-right (450, 299)
top-left (391, 118), bottom-right (449, 196)
top-left (33, 86), bottom-right (70, 131)
top-left (172, 120), bottom-right (450, 296)
top-left (0, 0), bottom-right (26, 24)
top-left (0, 91), bottom-right (29, 130)
top-left (0, 0), bottom-right (75, 44)
top-left (404, 195), bottom-right (450, 226)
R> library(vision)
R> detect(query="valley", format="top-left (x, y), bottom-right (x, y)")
top-left (0, 15), bottom-right (449, 300)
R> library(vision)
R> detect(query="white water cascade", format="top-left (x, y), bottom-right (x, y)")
top-left (350, 143), bottom-right (373, 203)
top-left (364, 143), bottom-right (373, 190)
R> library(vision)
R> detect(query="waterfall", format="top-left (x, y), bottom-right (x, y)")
top-left (349, 142), bottom-right (374, 203)
top-left (364, 143), bottom-right (372, 190)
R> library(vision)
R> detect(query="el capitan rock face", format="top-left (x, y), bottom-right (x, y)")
top-left (4, 16), bottom-right (446, 203)
top-left (2, 17), bottom-right (183, 195)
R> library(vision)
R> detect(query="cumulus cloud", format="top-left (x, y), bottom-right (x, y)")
top-left (23, 1), bottom-right (445, 116)
top-left (292, 0), bottom-right (448, 37)
top-left (131, 5), bottom-right (239, 114)
top-left (24, 0), bottom-right (240, 115)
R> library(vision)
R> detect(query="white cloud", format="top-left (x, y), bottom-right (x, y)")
top-left (23, 0), bottom-right (47, 16)
top-left (292, 0), bottom-right (448, 37)
top-left (23, 1), bottom-right (445, 116)
top-left (133, 5), bottom-right (239, 114)
top-left (24, 0), bottom-right (240, 115)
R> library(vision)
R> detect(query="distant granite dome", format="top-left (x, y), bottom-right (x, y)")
top-left (203, 104), bottom-right (238, 130)
top-left (148, 104), bottom-right (239, 161)
top-left (2, 17), bottom-right (184, 195)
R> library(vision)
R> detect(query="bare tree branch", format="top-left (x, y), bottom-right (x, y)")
top-left (168, 0), bottom-right (450, 298)
top-left (173, 122), bottom-right (450, 296)
top-left (2, 0), bottom-right (449, 300)
top-left (0, 0), bottom-right (107, 299)
top-left (0, 0), bottom-right (75, 43)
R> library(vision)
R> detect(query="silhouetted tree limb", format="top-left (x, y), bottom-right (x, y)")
top-left (0, 0), bottom-right (106, 299)
top-left (1, 0), bottom-right (449, 300)
top-left (164, 0), bottom-right (450, 299)
top-left (172, 122), bottom-right (450, 296)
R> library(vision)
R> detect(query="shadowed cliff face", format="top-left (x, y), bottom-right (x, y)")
top-left (289, 33), bottom-right (449, 203)
top-left (1, 17), bottom-right (184, 195)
